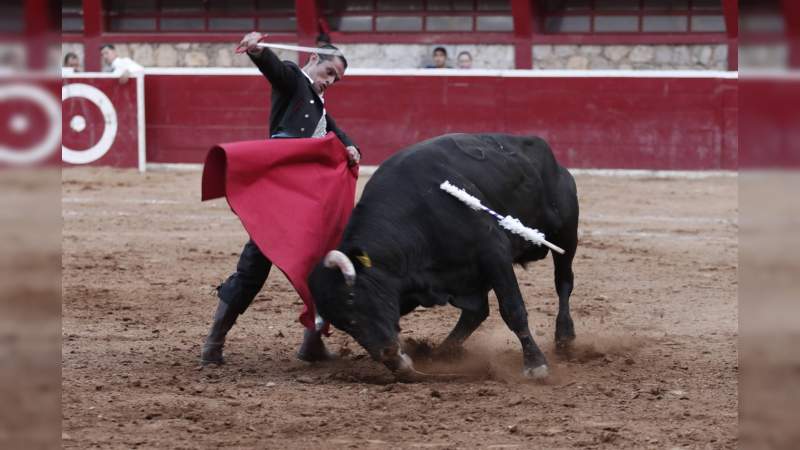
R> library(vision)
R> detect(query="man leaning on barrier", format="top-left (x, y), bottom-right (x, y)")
top-left (100, 44), bottom-right (143, 84)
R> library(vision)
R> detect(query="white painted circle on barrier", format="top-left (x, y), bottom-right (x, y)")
top-left (10, 114), bottom-right (30, 134)
top-left (0, 84), bottom-right (61, 165)
top-left (62, 83), bottom-right (118, 165)
top-left (70, 115), bottom-right (87, 133)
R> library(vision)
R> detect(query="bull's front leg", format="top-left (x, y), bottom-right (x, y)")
top-left (481, 248), bottom-right (549, 380)
top-left (437, 294), bottom-right (489, 358)
top-left (552, 228), bottom-right (578, 353)
top-left (553, 253), bottom-right (576, 351)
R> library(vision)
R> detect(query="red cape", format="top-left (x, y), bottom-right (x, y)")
top-left (202, 132), bottom-right (357, 330)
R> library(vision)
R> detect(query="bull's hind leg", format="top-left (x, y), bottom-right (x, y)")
top-left (481, 246), bottom-right (549, 379)
top-left (553, 233), bottom-right (578, 353)
top-left (437, 293), bottom-right (489, 357)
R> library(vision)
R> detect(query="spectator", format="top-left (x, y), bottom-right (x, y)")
top-left (63, 52), bottom-right (81, 71)
top-left (316, 32), bottom-right (332, 47)
top-left (425, 47), bottom-right (450, 69)
top-left (457, 51), bottom-right (473, 69)
top-left (100, 44), bottom-right (143, 83)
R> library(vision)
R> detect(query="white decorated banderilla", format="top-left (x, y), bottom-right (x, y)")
top-left (440, 181), bottom-right (565, 255)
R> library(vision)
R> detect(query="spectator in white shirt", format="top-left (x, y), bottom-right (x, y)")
top-left (100, 44), bottom-right (143, 83)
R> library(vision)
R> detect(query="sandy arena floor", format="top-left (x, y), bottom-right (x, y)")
top-left (62, 167), bottom-right (738, 449)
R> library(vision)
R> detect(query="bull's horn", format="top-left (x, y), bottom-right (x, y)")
top-left (323, 250), bottom-right (356, 286)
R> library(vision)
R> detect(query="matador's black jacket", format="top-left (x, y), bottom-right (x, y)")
top-left (248, 49), bottom-right (357, 150)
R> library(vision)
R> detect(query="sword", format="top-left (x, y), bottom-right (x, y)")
top-left (256, 42), bottom-right (342, 56)
top-left (236, 41), bottom-right (343, 56)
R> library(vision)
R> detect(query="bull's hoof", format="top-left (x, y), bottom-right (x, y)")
top-left (296, 344), bottom-right (336, 362)
top-left (555, 335), bottom-right (576, 356)
top-left (432, 343), bottom-right (466, 361)
top-left (394, 370), bottom-right (420, 383)
top-left (296, 350), bottom-right (336, 362)
top-left (523, 364), bottom-right (549, 380)
top-left (200, 342), bottom-right (225, 365)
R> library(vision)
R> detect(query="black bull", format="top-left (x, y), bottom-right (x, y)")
top-left (308, 133), bottom-right (579, 380)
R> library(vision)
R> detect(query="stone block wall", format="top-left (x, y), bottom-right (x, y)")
top-left (61, 42), bottom-right (297, 71)
top-left (63, 42), bottom-right (730, 71)
top-left (532, 44), bottom-right (728, 70)
top-left (739, 44), bottom-right (788, 69)
top-left (335, 44), bottom-right (515, 69)
top-left (61, 42), bottom-right (513, 70)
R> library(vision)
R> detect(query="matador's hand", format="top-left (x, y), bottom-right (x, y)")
top-left (346, 146), bottom-right (360, 166)
top-left (238, 32), bottom-right (266, 54)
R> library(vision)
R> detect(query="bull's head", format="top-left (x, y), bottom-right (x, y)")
top-left (309, 250), bottom-right (416, 377)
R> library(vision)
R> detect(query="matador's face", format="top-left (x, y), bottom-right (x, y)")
top-left (305, 55), bottom-right (345, 95)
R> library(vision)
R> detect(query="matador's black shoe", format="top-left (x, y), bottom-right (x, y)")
top-left (296, 328), bottom-right (336, 362)
top-left (200, 300), bottom-right (239, 365)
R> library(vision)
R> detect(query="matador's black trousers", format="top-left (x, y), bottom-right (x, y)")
top-left (217, 239), bottom-right (271, 315)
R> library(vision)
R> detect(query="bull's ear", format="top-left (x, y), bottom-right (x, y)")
top-left (348, 247), bottom-right (372, 269)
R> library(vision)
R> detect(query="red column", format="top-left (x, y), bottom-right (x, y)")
top-left (83, 0), bottom-right (104, 72)
top-left (295, 0), bottom-right (319, 47)
top-left (782, 0), bottom-right (800, 68)
top-left (722, 0), bottom-right (738, 71)
top-left (25, 0), bottom-right (50, 69)
top-left (511, 0), bottom-right (533, 69)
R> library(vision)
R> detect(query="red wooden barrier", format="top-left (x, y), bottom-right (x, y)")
top-left (144, 69), bottom-right (738, 170)
top-left (0, 78), bottom-right (61, 167)
top-left (739, 74), bottom-right (800, 169)
top-left (62, 74), bottom-right (145, 170)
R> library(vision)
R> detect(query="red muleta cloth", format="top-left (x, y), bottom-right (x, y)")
top-left (202, 132), bottom-right (358, 331)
